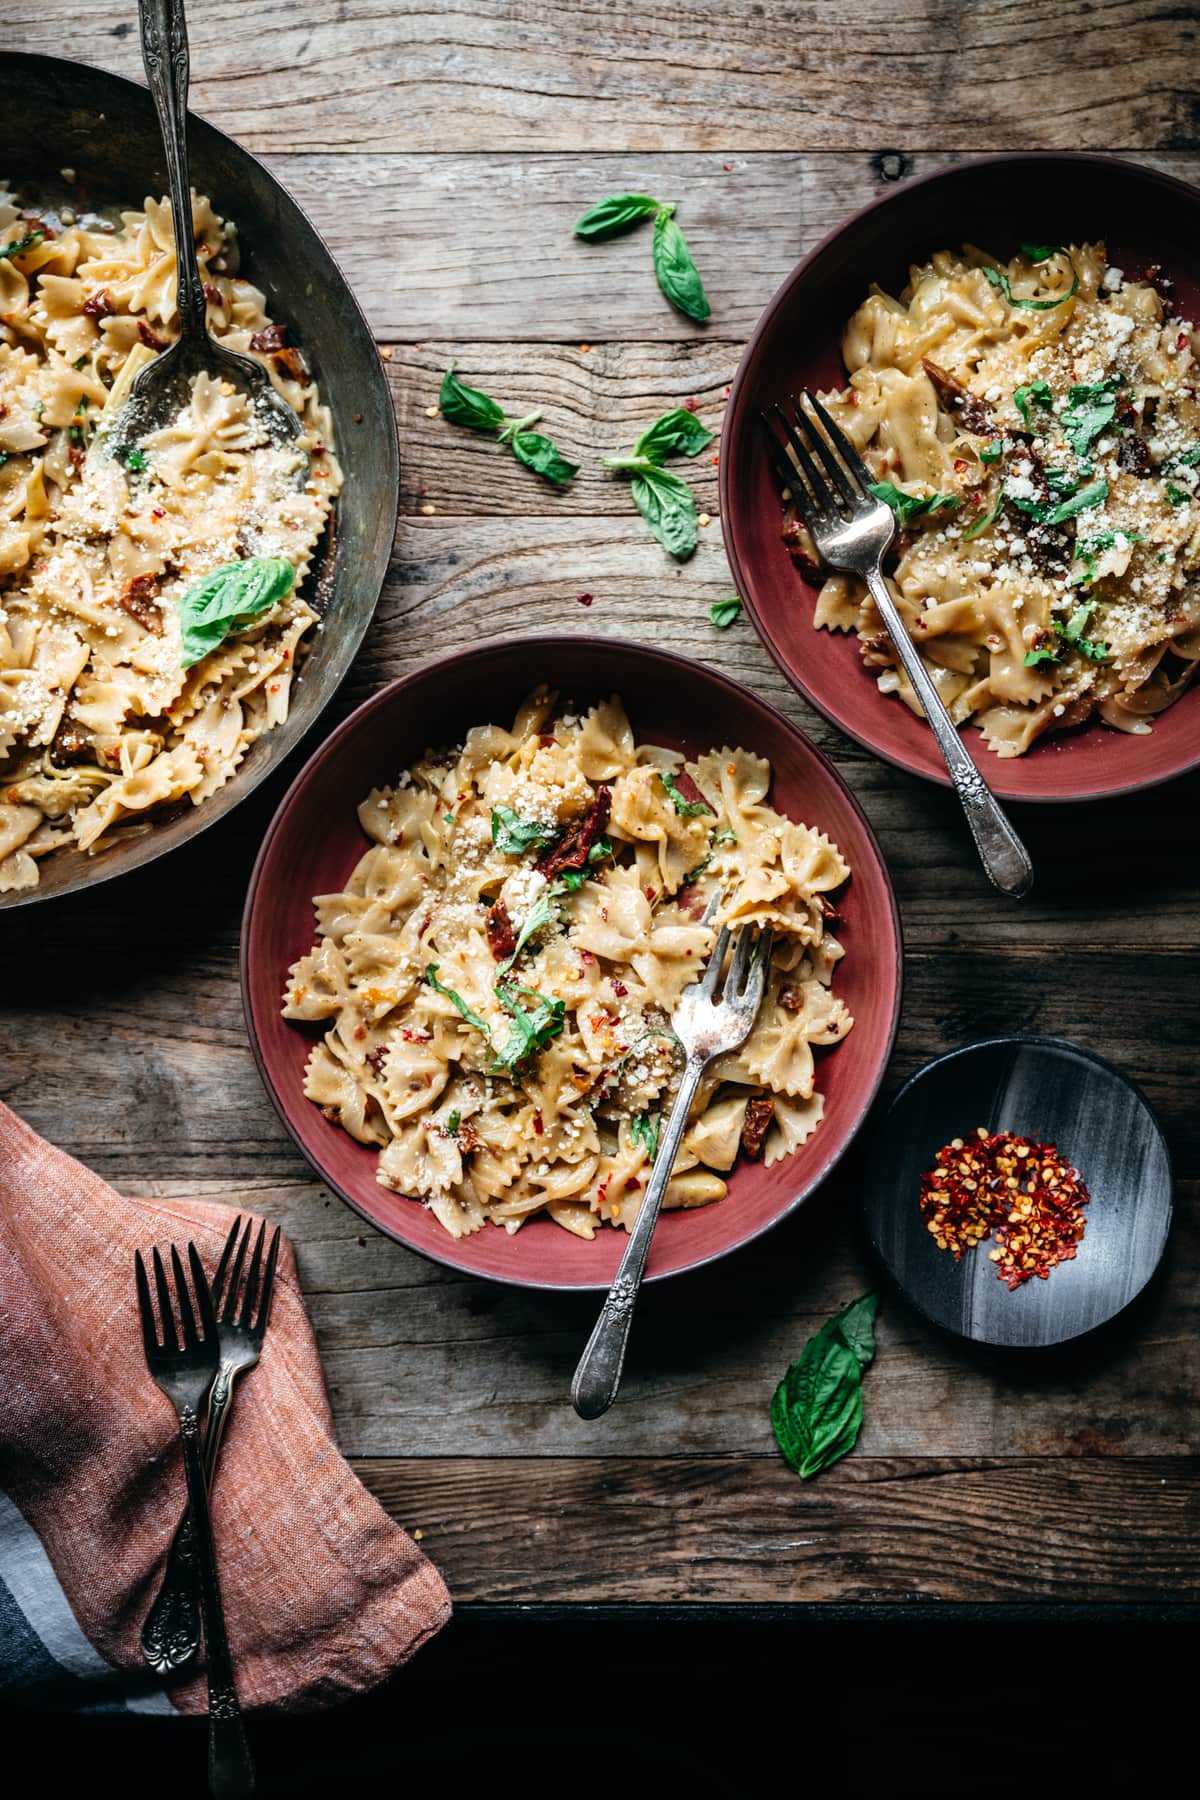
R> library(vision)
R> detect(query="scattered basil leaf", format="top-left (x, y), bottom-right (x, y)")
top-left (709, 596), bottom-right (742, 629)
top-left (1004, 476), bottom-right (1108, 526)
top-left (1023, 644), bottom-right (1060, 668)
top-left (587, 834), bottom-right (613, 865)
top-left (1165, 482), bottom-right (1191, 507)
top-left (491, 805), bottom-right (558, 856)
top-left (0, 230), bottom-right (44, 262)
top-left (510, 429), bottom-right (579, 487)
top-left (1056, 601), bottom-right (1110, 662)
top-left (659, 769), bottom-right (712, 817)
top-left (630, 465), bottom-right (699, 559)
top-left (1013, 380), bottom-right (1054, 428)
top-left (634, 408), bottom-right (714, 461)
top-left (651, 206), bottom-right (711, 322)
top-left (770, 1294), bottom-right (878, 1480)
top-left (1070, 529), bottom-right (1143, 587)
top-left (425, 964), bottom-right (493, 1045)
top-left (1020, 242), bottom-right (1061, 262)
top-left (963, 498), bottom-right (1003, 541)
top-left (1162, 446), bottom-right (1200, 473)
top-left (868, 480), bottom-right (960, 524)
top-left (713, 828), bottom-right (738, 846)
top-left (177, 556), bottom-right (295, 668)
top-left (978, 439), bottom-right (1004, 464)
top-left (573, 193), bottom-right (661, 241)
top-left (124, 447), bottom-right (149, 473)
top-left (1062, 376), bottom-right (1121, 459)
top-left (492, 978), bottom-right (566, 1072)
top-left (630, 1112), bottom-right (660, 1161)
top-left (439, 361), bottom-right (506, 433)
top-left (496, 886), bottom-right (561, 976)
top-left (447, 1110), bottom-right (462, 1136)
top-left (983, 249), bottom-right (1079, 311)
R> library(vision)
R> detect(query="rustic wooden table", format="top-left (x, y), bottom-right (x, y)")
top-left (6, 1), bottom-right (1198, 1614)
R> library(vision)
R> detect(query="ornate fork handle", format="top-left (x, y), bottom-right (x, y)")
top-left (175, 1403), bottom-right (255, 1799)
top-left (139, 0), bottom-right (207, 341)
top-left (572, 1055), bottom-right (706, 1418)
top-left (862, 568), bottom-right (1033, 898)
top-left (142, 1362), bottom-right (239, 1674)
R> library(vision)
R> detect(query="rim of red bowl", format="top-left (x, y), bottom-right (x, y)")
top-left (240, 634), bottom-right (904, 1291)
top-left (720, 150), bottom-right (1200, 805)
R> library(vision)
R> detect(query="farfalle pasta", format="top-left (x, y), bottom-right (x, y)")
top-left (792, 241), bottom-right (1200, 755)
top-left (282, 689), bottom-right (854, 1242)
top-left (0, 182), bottom-right (341, 892)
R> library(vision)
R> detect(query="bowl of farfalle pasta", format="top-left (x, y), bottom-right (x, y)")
top-left (241, 638), bottom-right (902, 1289)
top-left (721, 154), bottom-right (1200, 802)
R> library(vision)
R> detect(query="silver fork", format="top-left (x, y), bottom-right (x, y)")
top-left (571, 924), bottom-right (773, 1418)
top-left (135, 1243), bottom-right (255, 1799)
top-left (765, 391), bottom-right (1033, 898)
top-left (142, 1218), bottom-right (281, 1677)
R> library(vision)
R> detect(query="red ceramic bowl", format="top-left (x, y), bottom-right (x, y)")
top-left (241, 636), bottom-right (902, 1290)
top-left (721, 153), bottom-right (1200, 803)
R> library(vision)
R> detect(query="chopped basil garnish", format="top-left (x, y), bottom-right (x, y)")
top-left (630, 1112), bottom-right (660, 1161)
top-left (984, 246), bottom-right (1079, 311)
top-left (0, 230), bottom-right (43, 262)
top-left (490, 805), bottom-right (559, 856)
top-left (1070, 530), bottom-right (1143, 588)
top-left (868, 480), bottom-right (959, 524)
top-left (963, 497), bottom-right (1003, 541)
top-left (124, 447), bottom-right (149, 473)
top-left (709, 596), bottom-right (742, 629)
top-left (771, 1293), bottom-right (878, 1480)
top-left (1004, 476), bottom-right (1108, 526)
top-left (1165, 482), bottom-right (1191, 507)
top-left (425, 964), bottom-right (493, 1044)
top-left (1162, 446), bottom-right (1200, 473)
top-left (978, 439), bottom-right (1004, 464)
top-left (492, 978), bottom-right (566, 1072)
top-left (659, 770), bottom-right (712, 817)
top-left (1023, 644), bottom-right (1059, 668)
top-left (1013, 381), bottom-right (1053, 428)
top-left (1062, 376), bottom-right (1121, 459)
top-left (177, 556), bottom-right (294, 668)
top-left (438, 363), bottom-right (577, 488)
top-left (447, 1110), bottom-right (462, 1137)
top-left (714, 828), bottom-right (737, 846)
top-left (496, 886), bottom-right (561, 976)
top-left (1056, 600), bottom-right (1110, 662)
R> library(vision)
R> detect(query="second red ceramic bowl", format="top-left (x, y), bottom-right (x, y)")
top-left (720, 153), bottom-right (1200, 803)
top-left (241, 636), bottom-right (902, 1290)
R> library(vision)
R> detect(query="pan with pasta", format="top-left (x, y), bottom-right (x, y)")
top-left (281, 688), bottom-right (855, 1244)
top-left (0, 182), bottom-right (341, 894)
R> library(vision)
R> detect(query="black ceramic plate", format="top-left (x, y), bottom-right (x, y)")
top-left (863, 1036), bottom-right (1173, 1348)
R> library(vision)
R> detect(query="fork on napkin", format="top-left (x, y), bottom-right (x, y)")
top-left (0, 1099), bottom-right (450, 1714)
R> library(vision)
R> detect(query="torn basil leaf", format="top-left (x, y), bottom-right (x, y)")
top-left (491, 806), bottom-right (559, 856)
top-left (1062, 376), bottom-right (1121, 459)
top-left (492, 979), bottom-right (566, 1072)
top-left (630, 1112), bottom-right (660, 1160)
top-left (984, 248), bottom-right (1079, 311)
top-left (659, 770), bottom-right (712, 817)
top-left (177, 556), bottom-right (295, 668)
top-left (1013, 381), bottom-right (1054, 428)
top-left (869, 480), bottom-right (959, 524)
top-left (0, 231), bottom-right (43, 262)
top-left (425, 965), bottom-right (493, 1045)
top-left (978, 439), bottom-right (1004, 464)
top-left (709, 596), bottom-right (742, 629)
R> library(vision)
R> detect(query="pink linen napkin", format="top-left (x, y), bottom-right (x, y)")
top-left (0, 1099), bottom-right (450, 1713)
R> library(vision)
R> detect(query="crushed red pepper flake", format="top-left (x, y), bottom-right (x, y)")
top-left (918, 1126), bottom-right (1091, 1291)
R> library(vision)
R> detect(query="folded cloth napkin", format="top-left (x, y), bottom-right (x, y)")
top-left (0, 1100), bottom-right (450, 1713)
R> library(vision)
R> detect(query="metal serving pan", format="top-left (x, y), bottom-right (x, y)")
top-left (0, 51), bottom-right (398, 908)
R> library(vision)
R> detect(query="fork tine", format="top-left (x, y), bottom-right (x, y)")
top-left (254, 1226), bottom-right (282, 1337)
top-left (152, 1246), bottom-right (179, 1353)
top-left (134, 1250), bottom-right (158, 1357)
top-left (725, 926), bottom-right (755, 996)
top-left (772, 402), bottom-right (839, 524)
top-left (803, 389), bottom-right (876, 493)
top-left (220, 1217), bottom-right (253, 1324)
top-left (188, 1243), bottom-right (218, 1343)
top-left (210, 1215), bottom-right (242, 1314)
top-left (745, 927), bottom-right (774, 996)
top-left (171, 1244), bottom-right (198, 1348)
top-left (237, 1221), bottom-right (266, 1330)
top-left (699, 925), bottom-right (731, 997)
top-left (796, 393), bottom-right (858, 504)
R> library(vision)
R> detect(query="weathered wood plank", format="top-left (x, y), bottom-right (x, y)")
top-left (11, 3), bottom-right (1198, 153)
top-left (260, 150), bottom-right (1198, 341)
top-left (351, 1455), bottom-right (1200, 1603)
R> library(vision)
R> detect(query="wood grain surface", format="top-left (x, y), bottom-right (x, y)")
top-left (2, 0), bottom-right (1198, 1606)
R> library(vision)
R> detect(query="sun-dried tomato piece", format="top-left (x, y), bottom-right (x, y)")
top-left (741, 1096), bottom-right (775, 1159)
top-left (535, 783), bottom-right (611, 878)
top-left (81, 288), bottom-right (115, 321)
top-left (249, 323), bottom-right (288, 353)
top-left (485, 897), bottom-right (517, 961)
top-left (116, 573), bottom-right (164, 636)
top-left (922, 357), bottom-right (995, 435)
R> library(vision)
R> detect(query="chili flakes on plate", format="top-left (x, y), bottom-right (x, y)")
top-left (919, 1127), bottom-right (1091, 1290)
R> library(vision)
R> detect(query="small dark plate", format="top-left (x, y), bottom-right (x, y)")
top-left (862, 1036), bottom-right (1173, 1348)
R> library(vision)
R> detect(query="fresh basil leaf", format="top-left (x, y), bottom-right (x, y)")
top-left (177, 556), bottom-right (295, 668)
top-left (983, 250), bottom-right (1079, 311)
top-left (0, 231), bottom-right (43, 262)
top-left (868, 480), bottom-right (959, 524)
top-left (630, 1112), bottom-right (660, 1161)
top-left (492, 978), bottom-right (566, 1072)
top-left (1023, 645), bottom-right (1060, 667)
top-left (447, 1110), bottom-right (461, 1136)
top-left (770, 1293), bottom-right (878, 1480)
top-left (1070, 529), bottom-right (1143, 587)
top-left (1021, 242), bottom-right (1062, 262)
top-left (709, 596), bottom-right (742, 629)
top-left (124, 447), bottom-right (149, 473)
top-left (574, 193), bottom-right (661, 241)
top-left (511, 429), bottom-right (579, 487)
top-left (1062, 376), bottom-right (1121, 459)
top-left (587, 834), bottom-right (613, 866)
top-left (1013, 380), bottom-right (1054, 428)
top-left (1165, 481), bottom-right (1191, 507)
top-left (555, 837), bottom-right (610, 892)
top-left (491, 805), bottom-right (559, 856)
top-left (496, 886), bottom-right (561, 975)
top-left (425, 964), bottom-right (493, 1045)
top-left (651, 207), bottom-right (711, 323)
top-left (634, 408), bottom-right (714, 462)
top-left (658, 769), bottom-right (712, 817)
top-left (978, 439), bottom-right (1004, 464)
top-left (630, 465), bottom-right (699, 559)
top-left (1047, 477), bottom-right (1108, 525)
top-left (713, 828), bottom-right (737, 846)
top-left (439, 362), bottom-right (506, 433)
top-left (1162, 446), bottom-right (1200, 473)
top-left (963, 498), bottom-right (1003, 541)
